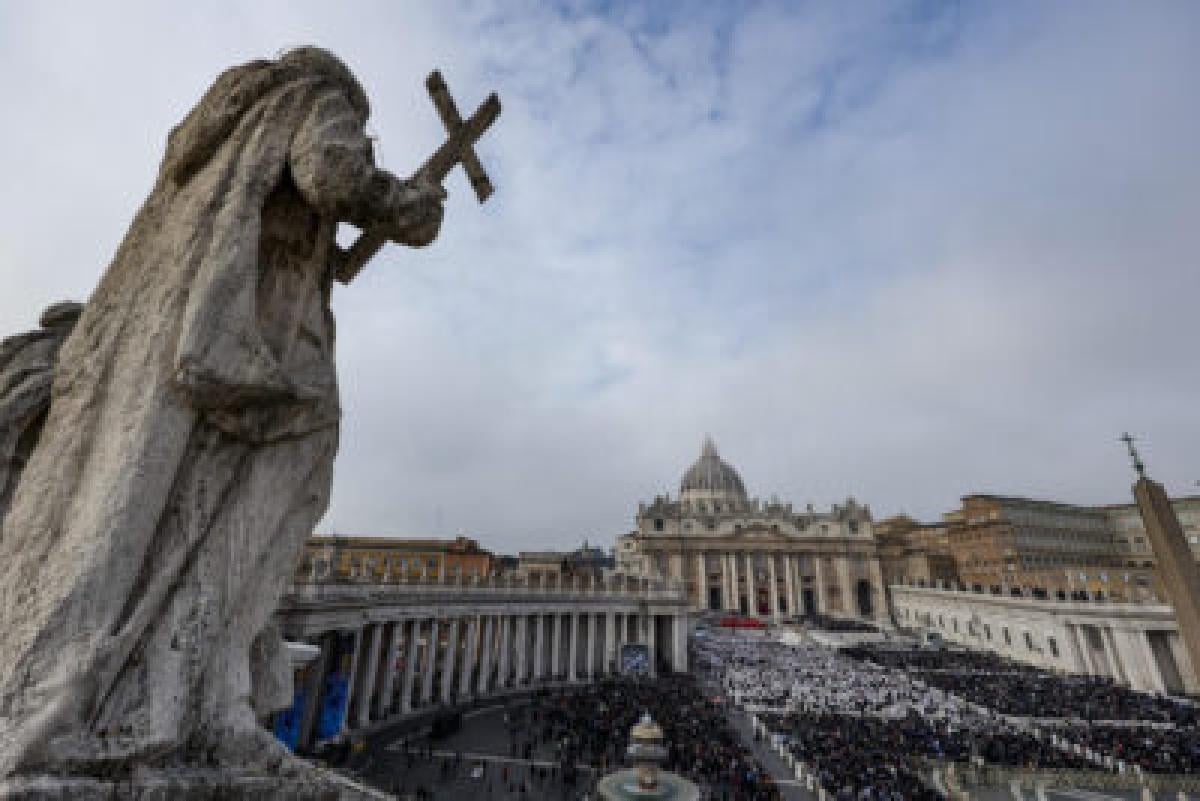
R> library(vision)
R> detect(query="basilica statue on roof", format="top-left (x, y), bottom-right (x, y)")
top-left (616, 438), bottom-right (889, 623)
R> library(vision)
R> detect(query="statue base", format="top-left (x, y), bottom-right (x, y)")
top-left (0, 767), bottom-right (391, 801)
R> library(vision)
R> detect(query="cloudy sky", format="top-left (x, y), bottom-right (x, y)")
top-left (1, 2), bottom-right (1197, 552)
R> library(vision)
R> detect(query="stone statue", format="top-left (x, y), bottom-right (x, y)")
top-left (0, 302), bottom-right (83, 524)
top-left (0, 47), bottom-right (483, 791)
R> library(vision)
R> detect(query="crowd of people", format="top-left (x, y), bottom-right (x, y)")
top-left (507, 676), bottom-right (782, 800)
top-left (698, 635), bottom-right (984, 722)
top-left (1060, 724), bottom-right (1200, 775)
top-left (845, 644), bottom-right (1199, 726)
top-left (696, 633), bottom-right (1123, 796)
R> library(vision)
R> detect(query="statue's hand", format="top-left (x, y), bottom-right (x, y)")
top-left (390, 176), bottom-right (445, 248)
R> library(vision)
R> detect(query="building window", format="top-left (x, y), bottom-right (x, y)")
top-left (1048, 637), bottom-right (1059, 658)
top-left (1003, 628), bottom-right (1011, 645)
top-left (654, 518), bottom-right (664, 532)
top-left (984, 624), bottom-right (991, 641)
top-left (1024, 632), bottom-right (1034, 650)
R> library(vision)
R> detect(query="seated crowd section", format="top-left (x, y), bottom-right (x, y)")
top-left (693, 631), bottom-right (1200, 800)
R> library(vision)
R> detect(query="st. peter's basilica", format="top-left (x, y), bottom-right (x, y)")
top-left (616, 439), bottom-right (890, 623)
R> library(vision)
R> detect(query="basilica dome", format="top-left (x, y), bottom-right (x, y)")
top-left (680, 438), bottom-right (747, 501)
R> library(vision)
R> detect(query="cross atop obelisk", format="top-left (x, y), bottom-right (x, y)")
top-left (1119, 432), bottom-right (1146, 479)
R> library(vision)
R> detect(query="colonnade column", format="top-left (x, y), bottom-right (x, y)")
top-left (768, 554), bottom-right (780, 621)
top-left (459, 616), bottom-right (480, 699)
top-left (400, 619), bottom-right (420, 714)
top-left (1101, 626), bottom-right (1128, 685)
top-left (355, 624), bottom-right (382, 728)
top-left (340, 627), bottom-right (363, 734)
top-left (744, 553), bottom-right (757, 616)
top-left (421, 619), bottom-right (439, 704)
top-left (440, 618), bottom-right (459, 703)
top-left (478, 615), bottom-right (496, 695)
top-left (516, 615), bottom-right (529, 685)
top-left (374, 622), bottom-right (402, 720)
top-left (497, 615), bottom-right (512, 689)
top-left (297, 634), bottom-right (331, 749)
top-left (696, 551), bottom-right (707, 609)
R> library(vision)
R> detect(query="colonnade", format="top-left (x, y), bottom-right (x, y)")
top-left (275, 582), bottom-right (691, 751)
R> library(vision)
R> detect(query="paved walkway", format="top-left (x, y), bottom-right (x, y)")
top-left (723, 706), bottom-right (816, 801)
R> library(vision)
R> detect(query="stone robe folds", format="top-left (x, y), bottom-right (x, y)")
top-left (0, 49), bottom-right (441, 776)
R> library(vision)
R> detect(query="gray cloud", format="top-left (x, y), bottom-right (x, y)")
top-left (2, 2), bottom-right (1197, 553)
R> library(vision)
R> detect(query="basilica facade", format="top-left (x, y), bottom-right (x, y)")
top-left (616, 439), bottom-right (890, 623)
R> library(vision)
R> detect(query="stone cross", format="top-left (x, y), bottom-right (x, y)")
top-left (337, 70), bottom-right (501, 283)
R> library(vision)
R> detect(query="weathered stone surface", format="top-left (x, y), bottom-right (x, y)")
top-left (0, 302), bottom-right (82, 523)
top-left (0, 768), bottom-right (392, 800)
top-left (0, 47), bottom-right (442, 783)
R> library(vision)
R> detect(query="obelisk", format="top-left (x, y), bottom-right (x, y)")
top-left (1123, 434), bottom-right (1200, 689)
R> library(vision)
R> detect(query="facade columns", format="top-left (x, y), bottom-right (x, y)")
top-left (837, 556), bottom-right (854, 616)
top-left (646, 613), bottom-right (657, 677)
top-left (724, 553), bottom-right (734, 609)
top-left (744, 552), bottom-right (757, 616)
top-left (440, 618), bottom-right (459, 703)
top-left (696, 551), bottom-right (707, 608)
top-left (868, 557), bottom-right (887, 622)
top-left (550, 613), bottom-right (562, 680)
top-left (730, 553), bottom-right (741, 612)
top-left (606, 612), bottom-right (618, 674)
top-left (421, 619), bottom-right (439, 704)
top-left (533, 613), bottom-right (546, 681)
top-left (814, 557), bottom-right (829, 615)
top-left (587, 612), bottom-right (598, 679)
top-left (672, 613), bottom-right (688, 672)
top-left (768, 554), bottom-right (780, 621)
top-left (568, 614), bottom-right (579, 682)
top-left (400, 619), bottom-right (420, 714)
top-left (784, 553), bottom-right (797, 618)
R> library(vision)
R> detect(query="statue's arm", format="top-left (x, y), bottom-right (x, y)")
top-left (289, 90), bottom-right (443, 248)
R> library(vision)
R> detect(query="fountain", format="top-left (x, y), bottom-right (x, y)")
top-left (596, 712), bottom-right (699, 801)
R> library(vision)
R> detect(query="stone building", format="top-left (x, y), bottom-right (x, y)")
top-left (298, 535), bottom-right (495, 583)
top-left (517, 542), bottom-right (615, 581)
top-left (914, 494), bottom-right (1200, 603)
top-left (874, 514), bottom-right (959, 590)
top-left (617, 438), bottom-right (888, 623)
